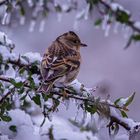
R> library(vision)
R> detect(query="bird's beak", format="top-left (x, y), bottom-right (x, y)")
top-left (80, 43), bottom-right (87, 47)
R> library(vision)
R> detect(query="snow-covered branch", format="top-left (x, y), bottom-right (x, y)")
top-left (0, 31), bottom-right (140, 139)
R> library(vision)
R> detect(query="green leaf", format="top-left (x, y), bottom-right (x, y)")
top-left (32, 94), bottom-right (41, 106)
top-left (124, 92), bottom-right (135, 107)
top-left (9, 125), bottom-right (17, 132)
top-left (121, 111), bottom-right (128, 118)
top-left (94, 19), bottom-right (102, 26)
top-left (114, 97), bottom-right (122, 105)
top-left (19, 67), bottom-right (26, 75)
top-left (55, 5), bottom-right (62, 12)
top-left (21, 56), bottom-right (29, 63)
top-left (1, 115), bottom-right (12, 122)
top-left (5, 64), bottom-right (9, 71)
top-left (20, 5), bottom-right (25, 16)
top-left (124, 35), bottom-right (133, 49)
top-left (116, 10), bottom-right (130, 23)
top-left (20, 93), bottom-right (27, 100)
top-left (132, 34), bottom-right (140, 41)
top-left (10, 78), bottom-right (24, 88)
top-left (85, 103), bottom-right (97, 114)
top-left (0, 54), bottom-right (3, 64)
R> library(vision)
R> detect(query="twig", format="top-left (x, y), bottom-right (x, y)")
top-left (0, 75), bottom-right (123, 110)
top-left (97, 0), bottom-right (140, 33)
top-left (0, 0), bottom-right (7, 6)
top-left (109, 116), bottom-right (130, 131)
top-left (0, 89), bottom-right (14, 104)
top-left (0, 75), bottom-right (135, 131)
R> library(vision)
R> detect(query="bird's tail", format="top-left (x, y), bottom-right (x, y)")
top-left (38, 82), bottom-right (53, 93)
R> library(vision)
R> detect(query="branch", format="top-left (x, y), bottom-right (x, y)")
top-left (0, 0), bottom-right (7, 6)
top-left (0, 75), bottom-right (138, 132)
top-left (90, 0), bottom-right (140, 34)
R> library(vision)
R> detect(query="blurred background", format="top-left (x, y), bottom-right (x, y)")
top-left (0, 0), bottom-right (140, 127)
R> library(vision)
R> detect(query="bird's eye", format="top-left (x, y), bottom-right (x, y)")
top-left (73, 40), bottom-right (79, 43)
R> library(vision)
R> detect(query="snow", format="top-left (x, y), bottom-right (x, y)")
top-left (22, 52), bottom-right (42, 64)
top-left (105, 24), bottom-right (111, 37)
top-left (39, 20), bottom-right (45, 32)
top-left (110, 106), bottom-right (140, 131)
top-left (0, 46), bottom-right (17, 61)
top-left (29, 20), bottom-right (36, 32)
top-left (113, 22), bottom-right (120, 34)
top-left (73, 20), bottom-right (79, 31)
top-left (111, 3), bottom-right (124, 12)
top-left (0, 31), bottom-right (14, 47)
top-left (134, 21), bottom-right (140, 29)
top-left (110, 3), bottom-right (130, 15)
top-left (57, 13), bottom-right (62, 22)
top-left (19, 16), bottom-right (25, 25)
top-left (34, 114), bottom-right (96, 140)
top-left (0, 109), bottom-right (99, 140)
top-left (76, 9), bottom-right (85, 20)
top-left (0, 109), bottom-right (40, 140)
top-left (2, 13), bottom-right (11, 25)
top-left (27, 0), bottom-right (34, 7)
top-left (84, 3), bottom-right (90, 20)
top-left (62, 4), bottom-right (70, 12)
top-left (70, 79), bottom-right (91, 96)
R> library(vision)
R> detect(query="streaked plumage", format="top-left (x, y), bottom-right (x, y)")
top-left (39, 31), bottom-right (87, 92)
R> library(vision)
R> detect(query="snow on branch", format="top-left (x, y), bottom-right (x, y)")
top-left (0, 31), bottom-right (140, 139)
top-left (89, 0), bottom-right (140, 48)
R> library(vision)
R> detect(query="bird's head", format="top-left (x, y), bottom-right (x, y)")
top-left (57, 31), bottom-right (87, 51)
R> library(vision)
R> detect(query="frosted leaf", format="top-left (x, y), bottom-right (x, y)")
top-left (62, 4), bottom-right (70, 12)
top-left (15, 77), bottom-right (25, 83)
top-left (54, 0), bottom-right (59, 7)
top-left (73, 20), bottom-right (79, 31)
top-left (104, 24), bottom-right (111, 37)
top-left (121, 25), bottom-right (132, 39)
top-left (123, 26), bottom-right (131, 39)
top-left (84, 3), bottom-right (90, 20)
top-left (2, 12), bottom-right (11, 25)
top-left (0, 32), bottom-right (6, 43)
top-left (0, 46), bottom-right (17, 61)
top-left (76, 9), bottom-right (85, 20)
top-left (102, 15), bottom-right (109, 30)
top-left (57, 13), bottom-right (62, 22)
top-left (23, 52), bottom-right (42, 64)
top-left (111, 3), bottom-right (124, 12)
top-left (13, 92), bottom-right (20, 108)
top-left (29, 20), bottom-right (36, 32)
top-left (113, 22), bottom-right (120, 34)
top-left (0, 32), bottom-right (14, 48)
top-left (32, 74), bottom-right (40, 86)
top-left (0, 135), bottom-right (10, 140)
top-left (19, 16), bottom-right (25, 25)
top-left (74, 108), bottom-right (80, 121)
top-left (134, 21), bottom-right (140, 29)
top-left (111, 3), bottom-right (130, 15)
top-left (39, 0), bottom-right (44, 6)
top-left (63, 99), bottom-right (70, 110)
top-left (39, 20), bottom-right (45, 32)
top-left (27, 0), bottom-right (34, 7)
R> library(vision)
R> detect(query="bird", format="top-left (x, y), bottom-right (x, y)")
top-left (39, 31), bottom-right (87, 93)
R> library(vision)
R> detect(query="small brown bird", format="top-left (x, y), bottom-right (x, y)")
top-left (40, 31), bottom-right (87, 92)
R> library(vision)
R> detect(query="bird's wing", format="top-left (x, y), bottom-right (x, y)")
top-left (41, 53), bottom-right (80, 83)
